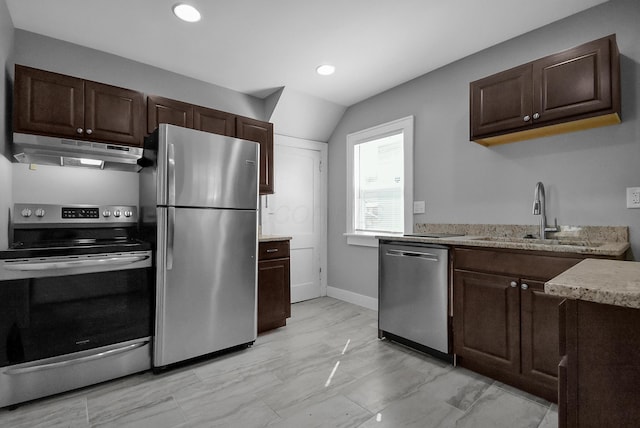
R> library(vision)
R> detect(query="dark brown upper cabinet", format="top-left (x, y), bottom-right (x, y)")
top-left (14, 65), bottom-right (144, 147)
top-left (236, 116), bottom-right (274, 195)
top-left (470, 34), bottom-right (620, 146)
top-left (193, 106), bottom-right (235, 136)
top-left (147, 96), bottom-right (236, 136)
top-left (147, 95), bottom-right (193, 133)
top-left (147, 95), bottom-right (273, 194)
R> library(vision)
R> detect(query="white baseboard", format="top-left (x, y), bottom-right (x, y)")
top-left (326, 286), bottom-right (378, 311)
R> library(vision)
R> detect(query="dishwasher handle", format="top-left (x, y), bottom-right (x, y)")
top-left (385, 249), bottom-right (439, 262)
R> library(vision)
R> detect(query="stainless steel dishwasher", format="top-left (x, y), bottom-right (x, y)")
top-left (378, 240), bottom-right (451, 361)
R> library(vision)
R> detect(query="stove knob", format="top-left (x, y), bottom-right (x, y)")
top-left (102, 210), bottom-right (111, 217)
top-left (20, 208), bottom-right (33, 217)
top-left (124, 210), bottom-right (132, 218)
top-left (35, 208), bottom-right (46, 217)
top-left (114, 210), bottom-right (121, 218)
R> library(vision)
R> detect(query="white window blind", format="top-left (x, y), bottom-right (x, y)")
top-left (345, 116), bottom-right (413, 246)
top-left (354, 133), bottom-right (403, 233)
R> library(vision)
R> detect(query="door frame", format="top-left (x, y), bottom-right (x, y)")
top-left (268, 134), bottom-right (328, 298)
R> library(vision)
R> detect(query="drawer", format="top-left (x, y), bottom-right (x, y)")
top-left (454, 247), bottom-right (583, 280)
top-left (258, 240), bottom-right (290, 260)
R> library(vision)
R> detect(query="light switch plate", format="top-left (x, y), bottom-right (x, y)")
top-left (626, 187), bottom-right (640, 208)
top-left (413, 201), bottom-right (426, 214)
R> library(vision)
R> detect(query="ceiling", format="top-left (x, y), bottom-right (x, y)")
top-left (6, 0), bottom-right (607, 107)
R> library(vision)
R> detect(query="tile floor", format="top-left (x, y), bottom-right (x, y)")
top-left (0, 297), bottom-right (558, 427)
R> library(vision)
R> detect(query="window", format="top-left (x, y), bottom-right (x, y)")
top-left (345, 116), bottom-right (413, 246)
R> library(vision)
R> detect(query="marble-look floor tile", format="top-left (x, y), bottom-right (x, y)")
top-left (537, 404), bottom-right (559, 428)
top-left (494, 380), bottom-right (554, 406)
top-left (418, 366), bottom-right (493, 411)
top-left (268, 395), bottom-right (371, 428)
top-left (455, 384), bottom-right (549, 428)
top-left (86, 370), bottom-right (200, 427)
top-left (358, 387), bottom-right (463, 428)
top-left (175, 389), bottom-right (280, 428)
top-left (0, 397), bottom-right (89, 428)
top-left (343, 365), bottom-right (431, 413)
top-left (257, 357), bottom-right (357, 418)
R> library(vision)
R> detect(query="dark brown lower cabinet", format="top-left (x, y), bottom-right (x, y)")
top-left (257, 240), bottom-right (291, 333)
top-left (559, 299), bottom-right (640, 427)
top-left (453, 247), bottom-right (590, 402)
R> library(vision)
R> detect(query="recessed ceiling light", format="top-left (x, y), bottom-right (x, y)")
top-left (316, 64), bottom-right (336, 76)
top-left (173, 3), bottom-right (201, 22)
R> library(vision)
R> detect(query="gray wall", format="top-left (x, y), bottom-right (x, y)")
top-left (12, 30), bottom-right (265, 120)
top-left (327, 0), bottom-right (640, 299)
top-left (0, 0), bottom-right (14, 249)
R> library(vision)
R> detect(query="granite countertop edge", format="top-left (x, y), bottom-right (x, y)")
top-left (376, 234), bottom-right (629, 257)
top-left (544, 259), bottom-right (640, 309)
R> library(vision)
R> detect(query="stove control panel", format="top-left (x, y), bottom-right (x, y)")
top-left (13, 204), bottom-right (138, 225)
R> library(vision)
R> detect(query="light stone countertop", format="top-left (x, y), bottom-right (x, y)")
top-left (376, 223), bottom-right (630, 258)
top-left (258, 235), bottom-right (292, 243)
top-left (377, 234), bottom-right (629, 257)
top-left (545, 259), bottom-right (640, 309)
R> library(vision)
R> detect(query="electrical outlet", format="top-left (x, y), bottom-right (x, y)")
top-left (413, 201), bottom-right (426, 214)
top-left (626, 187), bottom-right (640, 208)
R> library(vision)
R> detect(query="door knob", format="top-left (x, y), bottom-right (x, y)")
top-left (521, 283), bottom-right (529, 290)
top-left (76, 128), bottom-right (84, 134)
top-left (510, 281), bottom-right (517, 288)
top-left (523, 115), bottom-right (531, 122)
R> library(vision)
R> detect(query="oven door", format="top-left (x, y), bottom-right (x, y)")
top-left (0, 251), bottom-right (152, 367)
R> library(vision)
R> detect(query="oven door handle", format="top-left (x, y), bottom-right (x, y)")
top-left (4, 340), bottom-right (149, 375)
top-left (3, 254), bottom-right (150, 271)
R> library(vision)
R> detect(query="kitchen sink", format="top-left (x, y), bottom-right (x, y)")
top-left (471, 236), bottom-right (602, 247)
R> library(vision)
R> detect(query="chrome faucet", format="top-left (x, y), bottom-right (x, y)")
top-left (532, 182), bottom-right (558, 239)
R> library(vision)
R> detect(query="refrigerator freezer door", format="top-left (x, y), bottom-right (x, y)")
top-left (154, 207), bottom-right (257, 367)
top-left (157, 124), bottom-right (259, 209)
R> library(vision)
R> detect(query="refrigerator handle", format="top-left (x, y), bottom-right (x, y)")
top-left (168, 143), bottom-right (176, 206)
top-left (167, 207), bottom-right (175, 270)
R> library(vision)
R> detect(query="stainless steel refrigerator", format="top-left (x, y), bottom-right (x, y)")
top-left (139, 124), bottom-right (259, 369)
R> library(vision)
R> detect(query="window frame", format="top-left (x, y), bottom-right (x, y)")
top-left (345, 116), bottom-right (414, 247)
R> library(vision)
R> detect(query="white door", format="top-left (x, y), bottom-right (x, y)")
top-left (261, 135), bottom-right (327, 303)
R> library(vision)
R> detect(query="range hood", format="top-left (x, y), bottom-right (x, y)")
top-left (12, 133), bottom-right (143, 172)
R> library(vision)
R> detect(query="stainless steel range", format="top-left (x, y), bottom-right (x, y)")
top-left (0, 203), bottom-right (152, 408)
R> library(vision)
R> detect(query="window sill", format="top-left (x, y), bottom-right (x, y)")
top-left (344, 232), bottom-right (403, 247)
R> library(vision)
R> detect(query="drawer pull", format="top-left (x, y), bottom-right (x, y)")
top-left (266, 249), bottom-right (279, 253)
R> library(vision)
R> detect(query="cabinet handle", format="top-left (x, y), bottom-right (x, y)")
top-left (533, 112), bottom-right (540, 120)
top-left (521, 283), bottom-right (529, 290)
top-left (523, 115), bottom-right (531, 122)
top-left (510, 281), bottom-right (517, 288)
top-left (86, 129), bottom-right (93, 135)
top-left (266, 249), bottom-right (279, 253)
top-left (76, 128), bottom-right (84, 134)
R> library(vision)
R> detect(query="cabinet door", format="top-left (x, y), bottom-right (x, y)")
top-left (236, 116), bottom-right (274, 194)
top-left (453, 270), bottom-right (520, 375)
top-left (193, 106), bottom-right (235, 136)
top-left (520, 279), bottom-right (562, 398)
top-left (257, 258), bottom-right (290, 333)
top-left (84, 81), bottom-right (144, 146)
top-left (470, 64), bottom-right (533, 139)
top-left (147, 95), bottom-right (193, 133)
top-left (14, 65), bottom-right (84, 138)
top-left (533, 36), bottom-right (615, 125)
